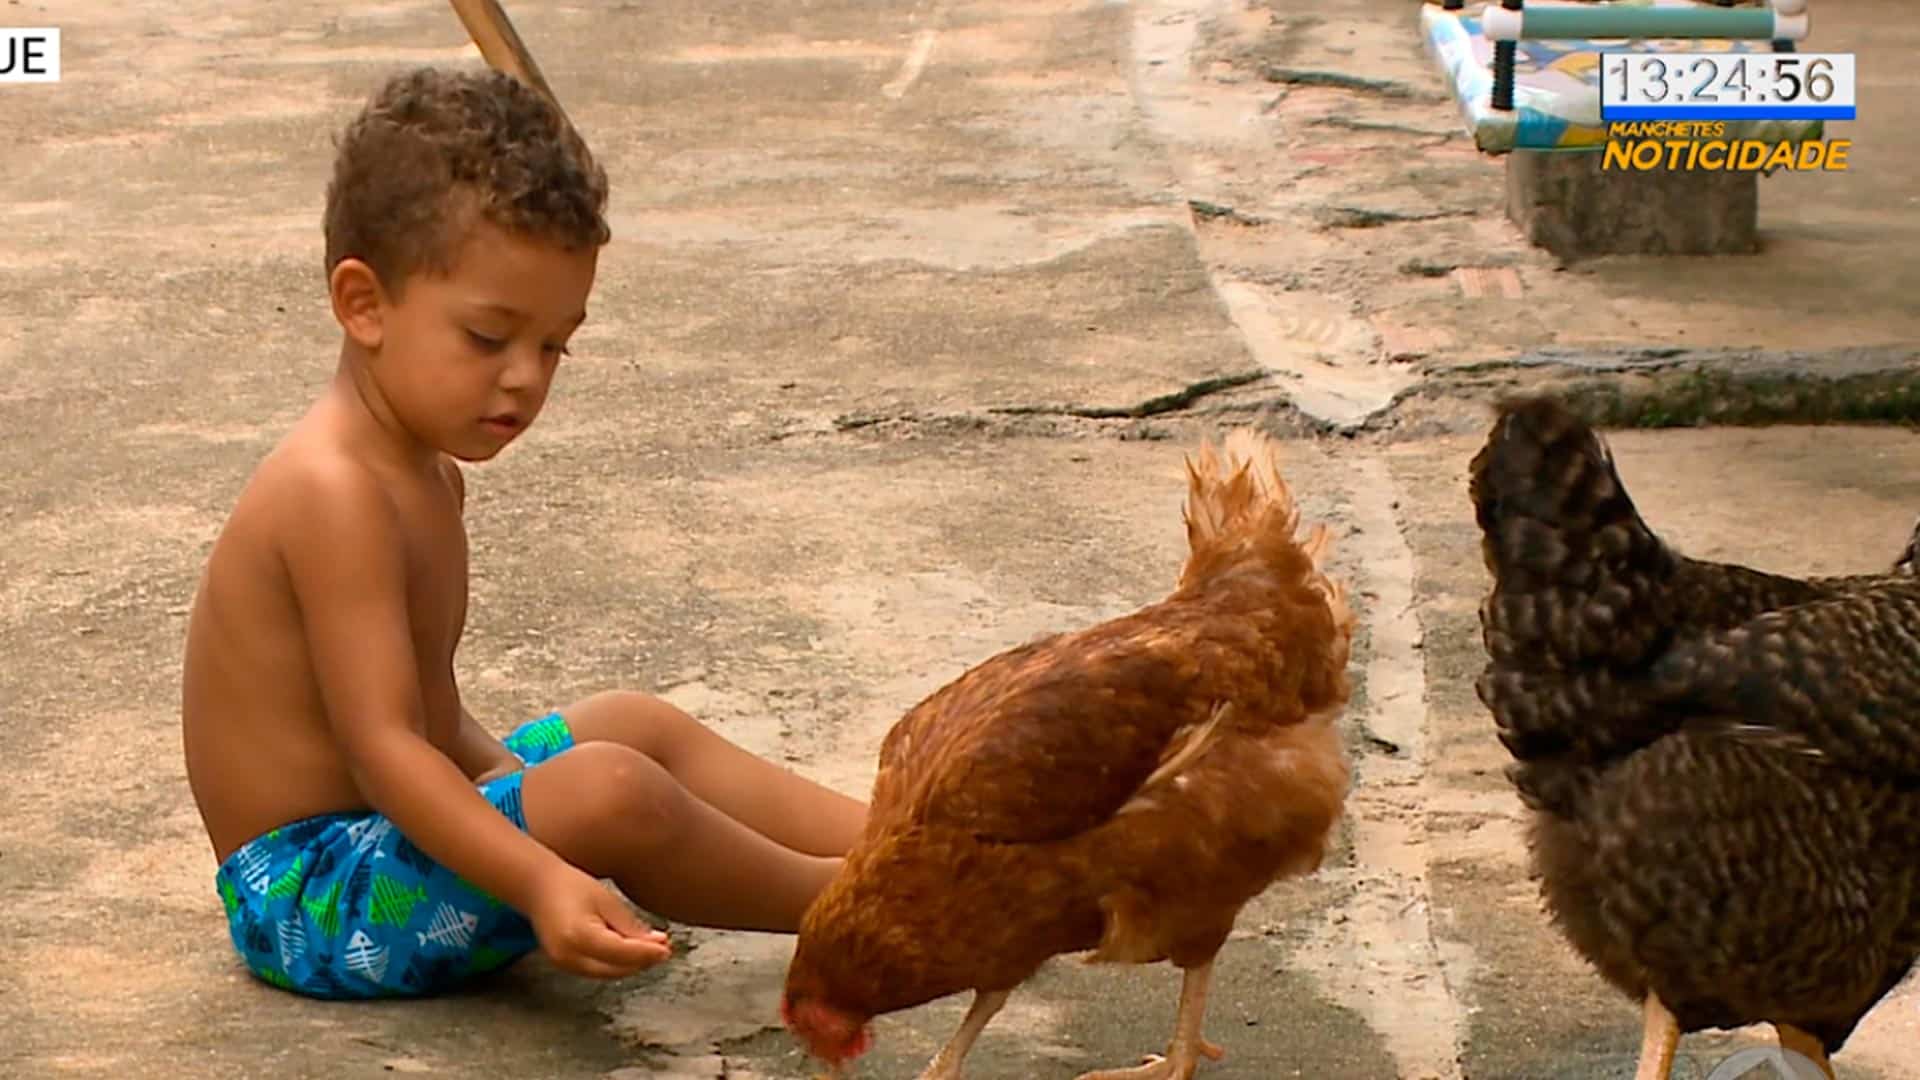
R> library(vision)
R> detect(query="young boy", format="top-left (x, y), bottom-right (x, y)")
top-left (182, 66), bottom-right (867, 1000)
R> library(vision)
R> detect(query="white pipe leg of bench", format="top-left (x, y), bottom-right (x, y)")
top-left (1480, 6), bottom-right (1522, 43)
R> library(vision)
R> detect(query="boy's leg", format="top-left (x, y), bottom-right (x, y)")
top-left (519, 741), bottom-right (841, 933)
top-left (556, 690), bottom-right (867, 858)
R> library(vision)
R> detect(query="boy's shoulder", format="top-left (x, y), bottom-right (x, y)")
top-left (246, 428), bottom-right (393, 525)
top-left (225, 417), bottom-right (443, 568)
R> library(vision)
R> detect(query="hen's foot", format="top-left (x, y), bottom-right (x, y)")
top-left (1773, 1024), bottom-right (1837, 1080)
top-left (1073, 961), bottom-right (1222, 1080)
top-left (1072, 1039), bottom-right (1225, 1080)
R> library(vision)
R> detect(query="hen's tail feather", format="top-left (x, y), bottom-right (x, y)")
top-left (1469, 396), bottom-right (1677, 668)
top-left (1182, 428), bottom-right (1297, 561)
top-left (1469, 397), bottom-right (1684, 777)
top-left (1179, 427), bottom-right (1350, 625)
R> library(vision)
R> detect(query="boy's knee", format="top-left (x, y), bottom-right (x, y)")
top-left (604, 688), bottom-right (689, 725)
top-left (561, 742), bottom-right (693, 847)
top-left (571, 689), bottom-right (701, 755)
top-left (577, 688), bottom-right (659, 715)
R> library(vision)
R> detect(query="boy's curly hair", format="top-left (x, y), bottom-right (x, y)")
top-left (323, 67), bottom-right (610, 293)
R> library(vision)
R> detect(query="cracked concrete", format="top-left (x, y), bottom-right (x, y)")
top-left (1292, 454), bottom-right (1464, 1080)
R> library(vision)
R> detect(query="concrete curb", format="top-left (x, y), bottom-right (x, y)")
top-left (795, 346), bottom-right (1920, 445)
top-left (1377, 344), bottom-right (1920, 434)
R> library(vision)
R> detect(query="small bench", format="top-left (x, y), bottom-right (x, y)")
top-left (1419, 0), bottom-right (1824, 256)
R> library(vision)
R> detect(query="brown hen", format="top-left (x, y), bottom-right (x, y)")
top-left (781, 428), bottom-right (1354, 1080)
top-left (1471, 395), bottom-right (1920, 1080)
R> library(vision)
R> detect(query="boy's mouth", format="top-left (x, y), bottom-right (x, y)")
top-left (480, 414), bottom-right (522, 435)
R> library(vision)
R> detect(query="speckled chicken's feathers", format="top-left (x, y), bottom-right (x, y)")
top-left (1468, 396), bottom-right (1907, 798)
top-left (1468, 394), bottom-right (1920, 1055)
top-left (1469, 396), bottom-right (1680, 774)
top-left (1649, 587), bottom-right (1920, 782)
top-left (1895, 515), bottom-right (1920, 576)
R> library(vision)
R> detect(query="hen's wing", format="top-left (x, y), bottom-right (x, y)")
top-left (868, 602), bottom-right (1289, 845)
top-left (1648, 584), bottom-right (1920, 783)
top-left (1663, 558), bottom-right (1890, 635)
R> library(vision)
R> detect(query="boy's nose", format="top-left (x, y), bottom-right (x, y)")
top-left (497, 346), bottom-right (547, 391)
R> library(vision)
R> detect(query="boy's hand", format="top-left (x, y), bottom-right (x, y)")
top-left (452, 706), bottom-right (524, 784)
top-left (472, 760), bottom-right (521, 785)
top-left (527, 863), bottom-right (672, 979)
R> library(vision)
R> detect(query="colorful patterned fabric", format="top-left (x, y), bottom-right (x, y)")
top-left (1420, 1), bottom-right (1827, 152)
top-left (213, 713), bottom-right (575, 999)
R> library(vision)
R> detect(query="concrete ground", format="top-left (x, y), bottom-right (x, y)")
top-left (2, 0), bottom-right (1917, 1078)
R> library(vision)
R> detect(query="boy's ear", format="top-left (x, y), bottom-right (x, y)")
top-left (329, 258), bottom-right (387, 349)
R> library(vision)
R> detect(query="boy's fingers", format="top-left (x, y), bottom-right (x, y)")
top-left (582, 921), bottom-right (672, 968)
top-left (595, 890), bottom-right (670, 944)
top-left (552, 931), bottom-right (667, 979)
top-left (537, 889), bottom-right (673, 978)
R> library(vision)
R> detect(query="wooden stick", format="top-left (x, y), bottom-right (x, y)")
top-left (446, 0), bottom-right (563, 113)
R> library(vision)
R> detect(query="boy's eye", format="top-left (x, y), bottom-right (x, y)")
top-left (465, 329), bottom-right (570, 358)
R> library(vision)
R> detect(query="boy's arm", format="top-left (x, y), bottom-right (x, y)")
top-left (281, 462), bottom-right (662, 975)
top-left (438, 465), bottom-right (521, 781)
top-left (452, 706), bottom-right (523, 783)
top-left (284, 464), bottom-right (554, 907)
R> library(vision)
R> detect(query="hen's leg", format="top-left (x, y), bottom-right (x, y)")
top-left (1632, 994), bottom-right (1679, 1080)
top-left (1074, 961), bottom-right (1225, 1080)
top-left (1773, 1024), bottom-right (1837, 1080)
top-left (914, 990), bottom-right (1011, 1080)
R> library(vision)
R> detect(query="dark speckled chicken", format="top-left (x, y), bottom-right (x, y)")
top-left (1469, 395), bottom-right (1920, 1080)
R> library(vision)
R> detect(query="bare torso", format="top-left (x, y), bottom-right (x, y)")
top-left (182, 400), bottom-right (471, 864)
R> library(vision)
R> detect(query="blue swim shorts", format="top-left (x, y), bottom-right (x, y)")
top-left (213, 712), bottom-right (575, 1000)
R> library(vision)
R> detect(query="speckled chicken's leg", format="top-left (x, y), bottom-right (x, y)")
top-left (1074, 961), bottom-right (1225, 1080)
top-left (1632, 994), bottom-right (1679, 1080)
top-left (913, 990), bottom-right (1011, 1080)
top-left (1773, 1024), bottom-right (1837, 1080)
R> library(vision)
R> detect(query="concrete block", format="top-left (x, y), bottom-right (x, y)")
top-left (1504, 149), bottom-right (1759, 258)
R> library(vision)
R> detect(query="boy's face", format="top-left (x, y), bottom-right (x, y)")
top-left (361, 219), bottom-right (598, 463)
